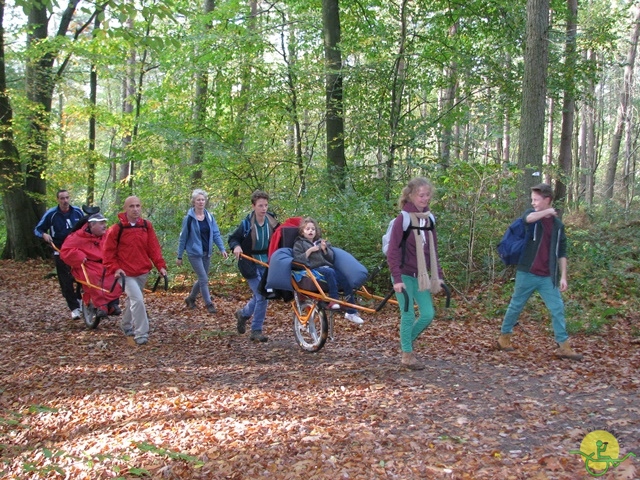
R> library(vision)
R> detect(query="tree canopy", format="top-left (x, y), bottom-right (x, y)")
top-left (0, 0), bottom-right (638, 286)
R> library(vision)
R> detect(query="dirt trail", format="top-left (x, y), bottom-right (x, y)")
top-left (1, 259), bottom-right (638, 479)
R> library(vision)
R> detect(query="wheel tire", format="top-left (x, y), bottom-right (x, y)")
top-left (292, 297), bottom-right (328, 352)
top-left (82, 302), bottom-right (100, 329)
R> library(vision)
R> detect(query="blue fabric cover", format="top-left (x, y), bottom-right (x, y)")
top-left (266, 247), bottom-right (368, 293)
top-left (265, 248), bottom-right (295, 291)
top-left (332, 247), bottom-right (368, 290)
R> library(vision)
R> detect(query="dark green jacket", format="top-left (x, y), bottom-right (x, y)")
top-left (517, 208), bottom-right (567, 288)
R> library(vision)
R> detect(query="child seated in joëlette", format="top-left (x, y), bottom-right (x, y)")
top-left (292, 217), bottom-right (364, 324)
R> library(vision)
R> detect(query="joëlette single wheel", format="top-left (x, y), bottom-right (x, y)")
top-left (292, 295), bottom-right (328, 352)
top-left (81, 301), bottom-right (100, 329)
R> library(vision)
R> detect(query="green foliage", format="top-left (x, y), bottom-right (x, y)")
top-left (2, 0), bottom-right (639, 336)
top-left (134, 441), bottom-right (204, 467)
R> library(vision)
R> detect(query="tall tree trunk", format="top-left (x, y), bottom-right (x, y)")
top-left (232, 0), bottom-right (257, 160)
top-left (503, 54), bottom-right (512, 164)
top-left (503, 110), bottom-right (511, 163)
top-left (281, 15), bottom-right (305, 195)
top-left (517, 0), bottom-right (550, 207)
top-left (438, 21), bottom-right (458, 169)
top-left (0, 0), bottom-right (46, 260)
top-left (545, 97), bottom-right (553, 185)
top-left (386, 0), bottom-right (408, 200)
top-left (87, 10), bottom-right (102, 206)
top-left (604, 5), bottom-right (640, 200)
top-left (322, 0), bottom-right (345, 189)
top-left (622, 94), bottom-right (636, 209)
top-left (189, 0), bottom-right (216, 185)
top-left (582, 50), bottom-right (598, 205)
top-left (116, 18), bottom-right (136, 206)
top-left (556, 0), bottom-right (578, 205)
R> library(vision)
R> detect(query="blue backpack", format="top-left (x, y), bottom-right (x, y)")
top-left (497, 218), bottom-right (529, 265)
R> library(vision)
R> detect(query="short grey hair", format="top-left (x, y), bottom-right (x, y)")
top-left (191, 189), bottom-right (208, 205)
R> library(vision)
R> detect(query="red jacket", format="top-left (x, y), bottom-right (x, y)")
top-left (103, 213), bottom-right (167, 277)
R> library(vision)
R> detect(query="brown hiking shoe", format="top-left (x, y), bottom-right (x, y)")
top-left (555, 341), bottom-right (583, 361)
top-left (235, 309), bottom-right (249, 334)
top-left (401, 352), bottom-right (424, 370)
top-left (250, 330), bottom-right (268, 342)
top-left (497, 333), bottom-right (515, 352)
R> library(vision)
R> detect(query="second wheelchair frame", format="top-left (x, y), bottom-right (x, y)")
top-left (76, 266), bottom-right (167, 330)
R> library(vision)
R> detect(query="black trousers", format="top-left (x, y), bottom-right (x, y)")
top-left (55, 255), bottom-right (80, 311)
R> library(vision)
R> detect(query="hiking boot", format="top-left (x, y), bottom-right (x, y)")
top-left (555, 341), bottom-right (583, 361)
top-left (235, 309), bottom-right (249, 334)
top-left (121, 326), bottom-right (134, 337)
top-left (184, 296), bottom-right (196, 310)
top-left (401, 352), bottom-right (424, 370)
top-left (344, 312), bottom-right (364, 325)
top-left (497, 333), bottom-right (515, 352)
top-left (96, 309), bottom-right (108, 319)
top-left (108, 301), bottom-right (122, 316)
top-left (206, 303), bottom-right (217, 314)
top-left (250, 330), bottom-right (268, 342)
top-left (71, 308), bottom-right (82, 320)
top-left (135, 337), bottom-right (148, 346)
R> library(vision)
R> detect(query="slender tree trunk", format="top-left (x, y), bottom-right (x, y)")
top-left (578, 101), bottom-right (587, 202)
top-left (580, 50), bottom-right (598, 205)
top-left (386, 0), bottom-right (408, 199)
top-left (278, 7), bottom-right (305, 194)
top-left (322, 0), bottom-right (345, 189)
top-left (517, 0), bottom-right (550, 207)
top-left (503, 54), bottom-right (512, 164)
top-left (189, 0), bottom-right (216, 185)
top-left (604, 5), bottom-right (640, 200)
top-left (623, 93), bottom-right (636, 209)
top-left (116, 17), bottom-right (135, 206)
top-left (503, 110), bottom-right (511, 163)
top-left (545, 97), bottom-right (553, 185)
top-left (438, 21), bottom-right (458, 169)
top-left (556, 0), bottom-right (578, 204)
top-left (233, 0), bottom-right (257, 158)
top-left (87, 10), bottom-right (103, 206)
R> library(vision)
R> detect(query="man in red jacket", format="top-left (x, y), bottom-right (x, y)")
top-left (103, 196), bottom-right (167, 346)
top-left (60, 213), bottom-right (122, 318)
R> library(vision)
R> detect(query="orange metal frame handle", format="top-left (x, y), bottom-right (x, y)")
top-left (239, 253), bottom-right (399, 314)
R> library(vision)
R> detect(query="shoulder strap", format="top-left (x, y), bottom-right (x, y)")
top-left (399, 212), bottom-right (436, 267)
top-left (116, 219), bottom-right (148, 246)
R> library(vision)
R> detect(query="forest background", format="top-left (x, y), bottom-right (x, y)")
top-left (0, 0), bottom-right (640, 337)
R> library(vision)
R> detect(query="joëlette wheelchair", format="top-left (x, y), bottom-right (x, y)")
top-left (74, 264), bottom-right (124, 329)
top-left (240, 217), bottom-right (450, 352)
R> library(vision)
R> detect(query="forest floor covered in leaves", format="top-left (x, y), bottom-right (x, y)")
top-left (1, 259), bottom-right (639, 479)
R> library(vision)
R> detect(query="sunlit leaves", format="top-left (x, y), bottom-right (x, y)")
top-left (1, 259), bottom-right (639, 478)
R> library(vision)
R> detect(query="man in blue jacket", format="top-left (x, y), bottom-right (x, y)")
top-left (34, 189), bottom-right (85, 319)
top-left (497, 183), bottom-right (583, 361)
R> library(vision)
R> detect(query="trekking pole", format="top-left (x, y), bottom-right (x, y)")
top-left (110, 274), bottom-right (126, 293)
top-left (441, 283), bottom-right (451, 308)
top-left (377, 287), bottom-right (410, 313)
top-left (152, 274), bottom-right (168, 292)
